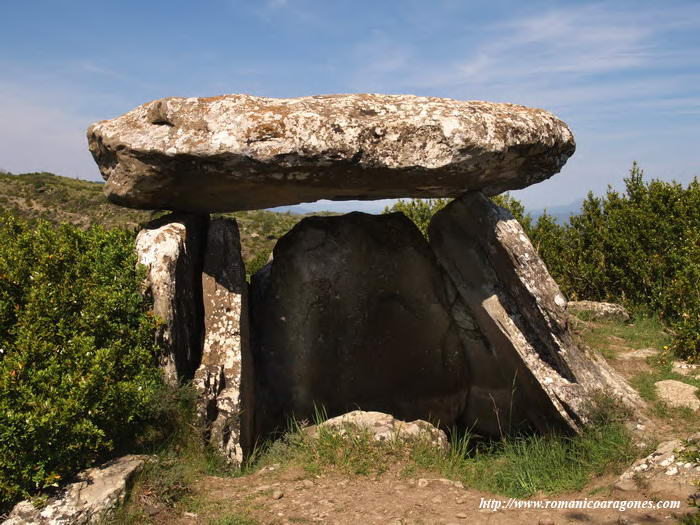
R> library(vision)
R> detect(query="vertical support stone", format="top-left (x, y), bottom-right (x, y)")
top-left (193, 218), bottom-right (252, 465)
top-left (136, 213), bottom-right (207, 385)
top-left (249, 212), bottom-right (470, 442)
top-left (429, 192), bottom-right (643, 434)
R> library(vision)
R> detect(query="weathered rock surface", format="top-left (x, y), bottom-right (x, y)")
top-left (136, 213), bottom-right (207, 383)
top-left (655, 380), bottom-right (700, 411)
top-left (673, 361), bottom-right (699, 377)
top-left (250, 212), bottom-right (470, 439)
top-left (616, 347), bottom-right (659, 361)
top-left (615, 435), bottom-right (700, 493)
top-left (87, 94), bottom-right (575, 212)
top-left (307, 411), bottom-right (449, 450)
top-left (567, 300), bottom-right (631, 322)
top-left (428, 192), bottom-right (643, 434)
top-left (3, 455), bottom-right (149, 525)
top-left (193, 218), bottom-right (253, 464)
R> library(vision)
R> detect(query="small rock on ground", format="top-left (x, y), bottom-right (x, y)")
top-left (655, 379), bottom-right (700, 411)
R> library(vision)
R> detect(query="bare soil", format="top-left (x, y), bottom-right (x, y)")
top-left (139, 463), bottom-right (693, 524)
top-left (128, 320), bottom-right (698, 525)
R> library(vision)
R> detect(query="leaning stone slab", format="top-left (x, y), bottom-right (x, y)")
top-left (567, 300), bottom-right (630, 322)
top-left (428, 192), bottom-right (643, 434)
top-left (307, 410), bottom-right (449, 450)
top-left (136, 213), bottom-right (207, 384)
top-left (3, 455), bottom-right (149, 525)
top-left (193, 218), bottom-right (253, 465)
top-left (87, 94), bottom-right (575, 212)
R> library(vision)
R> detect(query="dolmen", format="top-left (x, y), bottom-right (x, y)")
top-left (88, 94), bottom-right (642, 465)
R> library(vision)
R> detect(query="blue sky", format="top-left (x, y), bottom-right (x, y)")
top-left (1, 0), bottom-right (698, 211)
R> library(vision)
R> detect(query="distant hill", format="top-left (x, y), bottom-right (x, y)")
top-left (0, 171), bottom-right (320, 264)
top-left (0, 171), bottom-right (582, 264)
top-left (0, 171), bottom-right (152, 229)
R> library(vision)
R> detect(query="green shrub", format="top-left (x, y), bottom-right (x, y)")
top-left (383, 198), bottom-right (451, 236)
top-left (245, 249), bottom-right (271, 281)
top-left (528, 163), bottom-right (700, 361)
top-left (0, 213), bottom-right (162, 510)
top-left (383, 194), bottom-right (530, 237)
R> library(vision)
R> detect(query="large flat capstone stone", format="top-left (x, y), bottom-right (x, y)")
top-left (87, 94), bottom-right (575, 212)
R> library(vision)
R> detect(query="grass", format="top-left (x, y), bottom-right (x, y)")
top-left (106, 390), bottom-right (640, 522)
top-left (257, 421), bottom-right (407, 478)
top-left (629, 353), bottom-right (700, 428)
top-left (105, 385), bottom-right (243, 524)
top-left (414, 423), bottom-right (636, 497)
top-left (628, 350), bottom-right (700, 400)
top-left (0, 171), bottom-right (153, 230)
top-left (248, 399), bottom-right (639, 499)
top-left (576, 313), bottom-right (700, 428)
top-left (574, 313), bottom-right (672, 360)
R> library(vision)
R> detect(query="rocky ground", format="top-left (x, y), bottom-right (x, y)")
top-left (102, 315), bottom-right (699, 525)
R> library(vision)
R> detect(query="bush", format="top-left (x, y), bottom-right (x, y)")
top-left (383, 198), bottom-right (451, 236)
top-left (383, 164), bottom-right (700, 362)
top-left (529, 163), bottom-right (700, 361)
top-left (0, 213), bottom-right (162, 510)
top-left (383, 194), bottom-right (530, 236)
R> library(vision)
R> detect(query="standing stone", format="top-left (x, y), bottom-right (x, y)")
top-left (135, 213), bottom-right (207, 384)
top-left (193, 218), bottom-right (253, 464)
top-left (87, 94), bottom-right (575, 212)
top-left (428, 192), bottom-right (643, 434)
top-left (250, 212), bottom-right (471, 440)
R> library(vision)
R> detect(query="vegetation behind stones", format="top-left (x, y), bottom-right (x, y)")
top-left (385, 162), bottom-right (700, 362)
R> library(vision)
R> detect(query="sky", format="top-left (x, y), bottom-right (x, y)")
top-left (1, 0), bottom-right (698, 212)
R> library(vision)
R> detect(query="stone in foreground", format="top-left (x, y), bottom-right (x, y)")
top-left (250, 212), bottom-right (470, 439)
top-left (3, 455), bottom-right (149, 525)
top-left (135, 213), bottom-right (207, 384)
top-left (615, 436), bottom-right (699, 494)
top-left (567, 300), bottom-right (631, 322)
top-left (655, 380), bottom-right (700, 411)
top-left (87, 94), bottom-right (575, 212)
top-left (307, 411), bottom-right (449, 450)
top-left (428, 192), bottom-right (643, 434)
top-left (193, 218), bottom-right (253, 464)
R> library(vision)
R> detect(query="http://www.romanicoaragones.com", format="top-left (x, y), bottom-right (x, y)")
top-left (478, 497), bottom-right (681, 512)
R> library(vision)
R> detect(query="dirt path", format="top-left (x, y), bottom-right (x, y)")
top-left (147, 464), bottom-right (692, 524)
top-left (128, 319), bottom-right (698, 525)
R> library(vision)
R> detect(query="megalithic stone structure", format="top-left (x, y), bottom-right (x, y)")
top-left (249, 212), bottom-right (471, 439)
top-left (135, 214), bottom-right (253, 464)
top-left (92, 93), bottom-right (644, 455)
